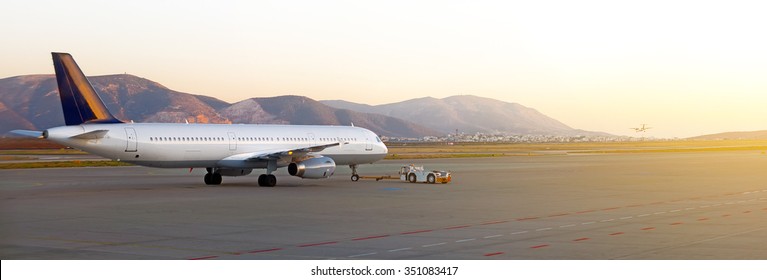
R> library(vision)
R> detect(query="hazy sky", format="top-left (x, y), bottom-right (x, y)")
top-left (2, 0), bottom-right (766, 138)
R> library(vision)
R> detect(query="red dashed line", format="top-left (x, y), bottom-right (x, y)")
top-left (576, 210), bottom-right (597, 214)
top-left (352, 235), bottom-right (390, 241)
top-left (530, 244), bottom-right (549, 249)
top-left (743, 211), bottom-right (752, 214)
top-left (722, 214), bottom-right (731, 217)
top-left (480, 220), bottom-right (508, 225)
top-left (298, 241), bottom-right (338, 248)
top-left (602, 207), bottom-right (620, 211)
top-left (650, 202), bottom-right (664, 205)
top-left (401, 229), bottom-right (433, 235)
top-left (516, 217), bottom-right (539, 221)
top-left (548, 213), bottom-right (570, 217)
top-left (573, 237), bottom-right (590, 242)
top-left (627, 204), bottom-right (644, 208)
top-left (484, 252), bottom-right (504, 257)
top-left (697, 218), bottom-right (709, 221)
top-left (763, 208), bottom-right (767, 211)
top-left (641, 227), bottom-right (656, 231)
top-left (189, 255), bottom-right (218, 260)
top-left (670, 222), bottom-right (683, 226)
top-left (445, 225), bottom-right (471, 230)
top-left (609, 232), bottom-right (625, 236)
top-left (249, 248), bottom-right (282, 254)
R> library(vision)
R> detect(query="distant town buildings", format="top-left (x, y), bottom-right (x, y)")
top-left (382, 132), bottom-right (665, 143)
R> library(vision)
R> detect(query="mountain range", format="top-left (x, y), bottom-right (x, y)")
top-left (1, 74), bottom-right (602, 137)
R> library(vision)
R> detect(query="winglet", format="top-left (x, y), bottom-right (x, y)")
top-left (51, 52), bottom-right (122, 126)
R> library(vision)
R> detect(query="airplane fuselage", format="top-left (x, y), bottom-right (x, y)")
top-left (45, 123), bottom-right (388, 169)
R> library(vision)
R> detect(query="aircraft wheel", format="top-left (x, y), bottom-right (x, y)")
top-left (212, 173), bottom-right (222, 185)
top-left (204, 173), bottom-right (213, 185)
top-left (408, 173), bottom-right (417, 183)
top-left (351, 174), bottom-right (359, 182)
top-left (266, 174), bottom-right (277, 187)
top-left (427, 174), bottom-right (436, 184)
top-left (258, 174), bottom-right (266, 187)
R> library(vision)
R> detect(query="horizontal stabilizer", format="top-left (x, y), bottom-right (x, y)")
top-left (70, 130), bottom-right (109, 139)
top-left (9, 130), bottom-right (44, 138)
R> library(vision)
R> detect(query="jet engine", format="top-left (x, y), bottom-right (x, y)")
top-left (288, 156), bottom-right (336, 179)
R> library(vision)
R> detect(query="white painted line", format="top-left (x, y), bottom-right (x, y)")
top-left (600, 219), bottom-right (615, 222)
top-left (685, 208), bottom-right (695, 211)
top-left (456, 238), bottom-right (476, 243)
top-left (620, 216), bottom-right (633, 220)
top-left (388, 247), bottom-right (412, 253)
top-left (713, 204), bottom-right (723, 207)
top-left (637, 214), bottom-right (651, 217)
top-left (654, 212), bottom-right (666, 215)
top-left (349, 252), bottom-right (378, 258)
top-left (669, 209), bottom-right (681, 213)
top-left (581, 221), bottom-right (596, 225)
top-left (536, 228), bottom-right (553, 232)
top-left (700, 205), bottom-right (711, 208)
top-left (511, 231), bottom-right (529, 235)
top-left (559, 224), bottom-right (576, 228)
top-left (422, 242), bottom-right (447, 248)
top-left (483, 235), bottom-right (503, 239)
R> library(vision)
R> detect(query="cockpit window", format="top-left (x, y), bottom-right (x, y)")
top-left (376, 136), bottom-right (382, 143)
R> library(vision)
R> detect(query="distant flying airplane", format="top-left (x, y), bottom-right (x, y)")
top-left (630, 124), bottom-right (652, 132)
top-left (11, 53), bottom-right (388, 187)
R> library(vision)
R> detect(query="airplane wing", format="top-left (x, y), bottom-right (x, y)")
top-left (221, 142), bottom-right (345, 162)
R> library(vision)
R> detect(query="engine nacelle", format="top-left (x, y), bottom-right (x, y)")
top-left (217, 168), bottom-right (253, 177)
top-left (288, 156), bottom-right (336, 179)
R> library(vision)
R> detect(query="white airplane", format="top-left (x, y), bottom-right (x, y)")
top-left (12, 53), bottom-right (388, 187)
top-left (630, 124), bottom-right (651, 132)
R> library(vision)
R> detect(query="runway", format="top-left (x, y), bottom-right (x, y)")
top-left (1, 151), bottom-right (766, 259)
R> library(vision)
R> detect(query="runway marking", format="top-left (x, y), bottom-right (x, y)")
top-left (559, 224), bottom-right (577, 228)
top-left (530, 244), bottom-right (549, 249)
top-left (401, 229), bottom-right (433, 235)
top-left (684, 207), bottom-right (695, 211)
top-left (422, 242), bottom-right (447, 248)
top-left (249, 248), bottom-right (283, 254)
top-left (481, 220), bottom-right (508, 225)
top-left (349, 252), bottom-right (377, 258)
top-left (697, 218), bottom-right (709, 221)
top-left (627, 204), bottom-right (644, 208)
top-left (445, 225), bottom-right (471, 230)
top-left (600, 219), bottom-right (615, 222)
top-left (602, 207), bottom-right (621, 211)
top-left (298, 241), bottom-right (338, 248)
top-left (352, 235), bottom-right (390, 241)
top-left (536, 227), bottom-right (552, 232)
top-left (609, 232), bottom-right (625, 236)
top-left (484, 235), bottom-right (504, 239)
top-left (456, 238), bottom-right (476, 243)
top-left (388, 247), bottom-right (412, 253)
top-left (620, 216), bottom-right (634, 220)
top-left (642, 227), bottom-right (656, 231)
top-left (576, 210), bottom-right (597, 214)
top-left (654, 212), bottom-right (666, 215)
top-left (548, 213), bottom-right (570, 217)
top-left (669, 209), bottom-right (681, 213)
top-left (637, 214), bottom-right (652, 217)
top-left (722, 214), bottom-right (731, 217)
top-left (670, 222), bottom-right (683, 226)
top-left (581, 221), bottom-right (596, 225)
top-left (743, 211), bottom-right (752, 214)
top-left (516, 217), bottom-right (539, 221)
top-left (511, 231), bottom-right (529, 235)
top-left (189, 255), bottom-right (218, 260)
top-left (573, 237), bottom-right (590, 242)
top-left (484, 252), bottom-right (504, 257)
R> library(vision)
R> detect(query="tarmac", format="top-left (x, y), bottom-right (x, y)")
top-left (1, 151), bottom-right (766, 259)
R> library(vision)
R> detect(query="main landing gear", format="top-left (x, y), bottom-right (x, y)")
top-left (257, 160), bottom-right (278, 187)
top-left (350, 164), bottom-right (359, 181)
top-left (204, 167), bottom-right (222, 185)
top-left (257, 174), bottom-right (277, 187)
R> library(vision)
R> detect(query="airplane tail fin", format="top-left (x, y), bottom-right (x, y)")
top-left (51, 52), bottom-right (122, 126)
